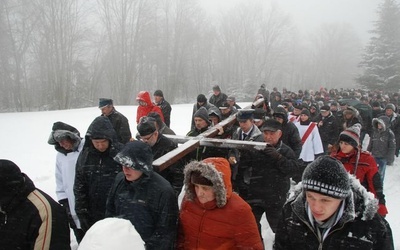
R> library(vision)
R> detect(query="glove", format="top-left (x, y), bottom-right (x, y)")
top-left (59, 199), bottom-right (77, 229)
top-left (377, 204), bottom-right (388, 217)
top-left (264, 146), bottom-right (282, 160)
top-left (77, 213), bottom-right (92, 233)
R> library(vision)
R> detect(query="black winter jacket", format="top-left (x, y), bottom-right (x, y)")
top-left (0, 174), bottom-right (70, 250)
top-left (103, 108), bottom-right (132, 144)
top-left (274, 176), bottom-right (394, 250)
top-left (74, 116), bottom-right (123, 231)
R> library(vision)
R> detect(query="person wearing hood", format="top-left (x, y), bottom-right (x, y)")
top-left (0, 160), bottom-right (70, 249)
top-left (48, 121), bottom-right (85, 242)
top-left (383, 103), bottom-right (400, 157)
top-left (190, 94), bottom-right (216, 130)
top-left (107, 141), bottom-right (178, 250)
top-left (74, 116), bottom-right (124, 234)
top-left (274, 156), bottom-right (394, 250)
top-left (177, 157), bottom-right (263, 250)
top-left (367, 116), bottom-right (396, 184)
top-left (330, 124), bottom-right (388, 217)
top-left (136, 91), bottom-right (164, 124)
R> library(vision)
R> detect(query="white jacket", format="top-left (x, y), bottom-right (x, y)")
top-left (295, 122), bottom-right (324, 162)
top-left (55, 139), bottom-right (84, 228)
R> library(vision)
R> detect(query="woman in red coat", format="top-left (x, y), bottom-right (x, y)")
top-left (330, 124), bottom-right (388, 217)
top-left (136, 91), bottom-right (164, 124)
top-left (177, 157), bottom-right (263, 250)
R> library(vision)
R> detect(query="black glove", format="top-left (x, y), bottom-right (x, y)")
top-left (59, 199), bottom-right (77, 229)
top-left (264, 146), bottom-right (282, 160)
top-left (77, 213), bottom-right (92, 233)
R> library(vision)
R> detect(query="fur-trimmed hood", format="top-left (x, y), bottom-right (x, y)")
top-left (183, 157), bottom-right (232, 208)
top-left (372, 116), bottom-right (389, 131)
top-left (288, 174), bottom-right (378, 224)
top-left (48, 121), bottom-right (82, 155)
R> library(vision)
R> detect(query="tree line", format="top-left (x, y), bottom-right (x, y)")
top-left (0, 0), bottom-right (398, 112)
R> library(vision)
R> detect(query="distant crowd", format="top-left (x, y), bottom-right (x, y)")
top-left (1, 85), bottom-right (397, 249)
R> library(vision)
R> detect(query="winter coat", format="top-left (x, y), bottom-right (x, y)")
top-left (315, 112), bottom-right (339, 151)
top-left (177, 158), bottom-right (263, 250)
top-left (274, 176), bottom-right (394, 250)
top-left (106, 142), bottom-right (178, 250)
top-left (190, 102), bottom-right (215, 130)
top-left (209, 92), bottom-right (228, 108)
top-left (156, 99), bottom-right (172, 127)
top-left (0, 174), bottom-right (70, 250)
top-left (48, 121), bottom-right (83, 228)
top-left (386, 113), bottom-right (400, 157)
top-left (136, 91), bottom-right (164, 124)
top-left (150, 133), bottom-right (184, 196)
top-left (331, 149), bottom-right (388, 217)
top-left (281, 119), bottom-right (302, 158)
top-left (103, 107), bottom-right (132, 144)
top-left (74, 116), bottom-right (123, 231)
top-left (367, 117), bottom-right (396, 165)
top-left (295, 121), bottom-right (324, 162)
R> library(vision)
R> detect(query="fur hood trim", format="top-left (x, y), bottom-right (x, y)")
top-left (183, 157), bottom-right (232, 208)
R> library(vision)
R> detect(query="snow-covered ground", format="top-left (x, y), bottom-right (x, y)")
top-left (1, 103), bottom-right (399, 249)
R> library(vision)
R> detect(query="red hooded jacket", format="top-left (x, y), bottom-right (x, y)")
top-left (136, 91), bottom-right (164, 124)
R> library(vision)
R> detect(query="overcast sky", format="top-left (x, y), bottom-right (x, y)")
top-left (199, 0), bottom-right (381, 44)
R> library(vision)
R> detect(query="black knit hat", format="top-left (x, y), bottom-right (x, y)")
top-left (197, 94), bottom-right (207, 103)
top-left (194, 107), bottom-right (211, 125)
top-left (339, 124), bottom-right (361, 148)
top-left (137, 116), bottom-right (156, 136)
top-left (153, 89), bottom-right (164, 97)
top-left (302, 156), bottom-right (350, 199)
top-left (300, 109), bottom-right (311, 117)
top-left (0, 159), bottom-right (25, 196)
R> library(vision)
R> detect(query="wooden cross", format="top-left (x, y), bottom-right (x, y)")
top-left (153, 98), bottom-right (270, 171)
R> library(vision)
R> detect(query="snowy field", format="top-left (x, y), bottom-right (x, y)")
top-left (1, 103), bottom-right (399, 249)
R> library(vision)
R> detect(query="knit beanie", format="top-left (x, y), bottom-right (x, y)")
top-left (197, 94), bottom-right (207, 103)
top-left (137, 117), bottom-right (157, 136)
top-left (339, 123), bottom-right (361, 148)
top-left (302, 156), bottom-right (350, 199)
top-left (300, 109), bottom-right (311, 117)
top-left (385, 103), bottom-right (396, 111)
top-left (153, 89), bottom-right (164, 97)
top-left (194, 107), bottom-right (211, 125)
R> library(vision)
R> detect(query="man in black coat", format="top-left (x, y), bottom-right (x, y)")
top-left (99, 98), bottom-right (132, 144)
top-left (74, 116), bottom-right (123, 233)
top-left (231, 119), bottom-right (298, 234)
top-left (0, 160), bottom-right (70, 249)
top-left (153, 90), bottom-right (172, 128)
top-left (137, 117), bottom-right (184, 197)
top-left (209, 85), bottom-right (228, 108)
top-left (107, 141), bottom-right (178, 250)
top-left (315, 105), bottom-right (339, 154)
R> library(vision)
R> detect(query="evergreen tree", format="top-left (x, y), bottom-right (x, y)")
top-left (358, 0), bottom-right (400, 91)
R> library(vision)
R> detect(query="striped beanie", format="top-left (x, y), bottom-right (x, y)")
top-left (339, 123), bottom-right (361, 148)
top-left (302, 156), bottom-right (350, 199)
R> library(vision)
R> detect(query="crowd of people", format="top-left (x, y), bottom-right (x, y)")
top-left (0, 85), bottom-right (398, 249)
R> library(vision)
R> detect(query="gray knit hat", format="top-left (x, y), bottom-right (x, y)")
top-left (302, 156), bottom-right (350, 199)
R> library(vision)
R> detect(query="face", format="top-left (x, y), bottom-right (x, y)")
top-left (209, 116), bottom-right (220, 125)
top-left (274, 116), bottom-right (284, 124)
top-left (194, 184), bottom-right (215, 204)
top-left (58, 138), bottom-right (74, 150)
top-left (385, 109), bottom-right (393, 116)
top-left (299, 114), bottom-right (309, 122)
top-left (220, 108), bottom-right (231, 115)
top-left (330, 106), bottom-right (337, 111)
top-left (122, 166), bottom-right (143, 181)
top-left (377, 123), bottom-right (383, 130)
top-left (213, 90), bottom-right (220, 96)
top-left (227, 100), bottom-right (234, 107)
top-left (153, 95), bottom-right (162, 103)
top-left (306, 191), bottom-right (342, 222)
top-left (91, 139), bottom-right (109, 152)
top-left (194, 117), bottom-right (208, 130)
top-left (263, 130), bottom-right (282, 146)
top-left (100, 105), bottom-right (113, 116)
top-left (197, 101), bottom-right (205, 107)
top-left (339, 141), bottom-right (355, 154)
top-left (321, 110), bottom-right (329, 117)
top-left (139, 131), bottom-right (158, 147)
top-left (238, 119), bottom-right (253, 133)
top-left (138, 100), bottom-right (147, 106)
top-left (293, 109), bottom-right (301, 115)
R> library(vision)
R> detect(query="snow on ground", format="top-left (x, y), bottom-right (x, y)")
top-left (1, 103), bottom-right (399, 249)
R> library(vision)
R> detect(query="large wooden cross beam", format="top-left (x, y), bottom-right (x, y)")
top-left (153, 98), bottom-right (268, 171)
